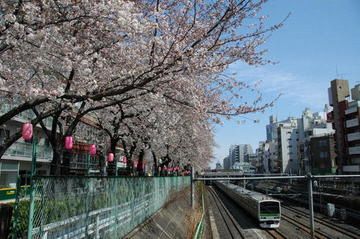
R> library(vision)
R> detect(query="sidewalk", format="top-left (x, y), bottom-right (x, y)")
top-left (126, 187), bottom-right (199, 239)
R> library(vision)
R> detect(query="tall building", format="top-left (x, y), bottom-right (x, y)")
top-left (343, 84), bottom-right (360, 173)
top-left (229, 144), bottom-right (253, 168)
top-left (328, 79), bottom-right (349, 173)
top-left (266, 116), bottom-right (300, 174)
top-left (277, 118), bottom-right (299, 174)
top-left (266, 115), bottom-right (278, 141)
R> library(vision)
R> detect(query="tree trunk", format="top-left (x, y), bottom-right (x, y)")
top-left (50, 145), bottom-right (64, 176)
top-left (151, 150), bottom-right (158, 176)
top-left (137, 149), bottom-right (144, 176)
top-left (108, 137), bottom-right (119, 176)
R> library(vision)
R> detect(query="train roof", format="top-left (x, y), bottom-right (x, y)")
top-left (220, 182), bottom-right (279, 202)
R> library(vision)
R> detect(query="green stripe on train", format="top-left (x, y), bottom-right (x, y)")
top-left (260, 213), bottom-right (279, 217)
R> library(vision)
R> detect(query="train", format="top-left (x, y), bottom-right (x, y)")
top-left (215, 181), bottom-right (281, 228)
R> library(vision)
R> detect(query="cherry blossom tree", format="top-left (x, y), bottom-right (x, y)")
top-left (0, 0), bottom-right (284, 172)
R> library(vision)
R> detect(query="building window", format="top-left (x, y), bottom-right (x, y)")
top-left (319, 151), bottom-right (328, 159)
top-left (319, 140), bottom-right (327, 147)
top-left (0, 128), bottom-right (10, 144)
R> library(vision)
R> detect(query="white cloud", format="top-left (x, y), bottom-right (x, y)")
top-left (227, 64), bottom-right (329, 110)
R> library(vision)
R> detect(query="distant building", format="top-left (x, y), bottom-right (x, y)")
top-left (229, 144), bottom-right (253, 168)
top-left (215, 162), bottom-right (223, 170)
top-left (266, 115), bottom-right (278, 141)
top-left (223, 156), bottom-right (231, 170)
top-left (297, 108), bottom-right (335, 174)
top-left (258, 141), bottom-right (278, 174)
top-left (277, 118), bottom-right (299, 174)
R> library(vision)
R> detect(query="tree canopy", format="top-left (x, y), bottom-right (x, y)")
top-left (0, 0), bottom-right (282, 172)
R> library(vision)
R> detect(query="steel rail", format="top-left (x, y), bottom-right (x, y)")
top-left (207, 186), bottom-right (245, 239)
top-left (195, 175), bottom-right (360, 181)
top-left (282, 205), bottom-right (360, 239)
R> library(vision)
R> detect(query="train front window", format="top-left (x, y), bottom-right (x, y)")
top-left (260, 202), bottom-right (279, 214)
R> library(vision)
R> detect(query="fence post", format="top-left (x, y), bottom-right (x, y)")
top-left (95, 215), bottom-right (100, 239)
top-left (85, 178), bottom-right (90, 238)
top-left (11, 176), bottom-right (21, 239)
top-left (27, 138), bottom-right (37, 239)
top-left (191, 167), bottom-right (195, 209)
top-left (307, 173), bottom-right (315, 239)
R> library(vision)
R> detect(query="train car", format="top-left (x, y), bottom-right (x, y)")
top-left (215, 182), bottom-right (281, 228)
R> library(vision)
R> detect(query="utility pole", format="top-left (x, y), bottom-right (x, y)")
top-left (307, 173), bottom-right (315, 239)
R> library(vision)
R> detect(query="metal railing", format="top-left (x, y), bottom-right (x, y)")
top-left (4, 141), bottom-right (53, 161)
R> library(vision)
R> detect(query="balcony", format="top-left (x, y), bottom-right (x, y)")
top-left (345, 107), bottom-right (358, 115)
top-left (347, 132), bottom-right (360, 142)
top-left (348, 146), bottom-right (360, 155)
top-left (346, 118), bottom-right (359, 128)
top-left (3, 141), bottom-right (53, 162)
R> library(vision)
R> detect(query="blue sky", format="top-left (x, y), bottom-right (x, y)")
top-left (212, 0), bottom-right (360, 166)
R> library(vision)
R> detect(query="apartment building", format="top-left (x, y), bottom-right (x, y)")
top-left (328, 79), bottom-right (349, 173)
top-left (0, 98), bottom-right (53, 187)
top-left (229, 144), bottom-right (253, 169)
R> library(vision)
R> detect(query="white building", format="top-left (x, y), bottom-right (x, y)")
top-left (277, 118), bottom-right (299, 174)
top-left (229, 144), bottom-right (253, 169)
top-left (259, 141), bottom-right (278, 174)
top-left (0, 99), bottom-right (53, 188)
top-left (266, 116), bottom-right (298, 174)
top-left (297, 108), bottom-right (334, 174)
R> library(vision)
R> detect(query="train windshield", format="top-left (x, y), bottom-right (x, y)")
top-left (260, 202), bottom-right (279, 214)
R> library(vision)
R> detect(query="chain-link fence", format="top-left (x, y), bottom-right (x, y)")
top-left (11, 176), bottom-right (190, 239)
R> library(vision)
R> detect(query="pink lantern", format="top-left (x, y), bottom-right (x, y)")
top-left (89, 144), bottom-right (96, 156)
top-left (22, 123), bottom-right (33, 141)
top-left (107, 152), bottom-right (114, 162)
top-left (64, 136), bottom-right (73, 150)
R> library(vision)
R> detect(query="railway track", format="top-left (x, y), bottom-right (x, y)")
top-left (282, 205), bottom-right (360, 239)
top-left (207, 186), bottom-right (245, 238)
top-left (266, 229), bottom-right (287, 239)
top-left (281, 213), bottom-right (328, 239)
